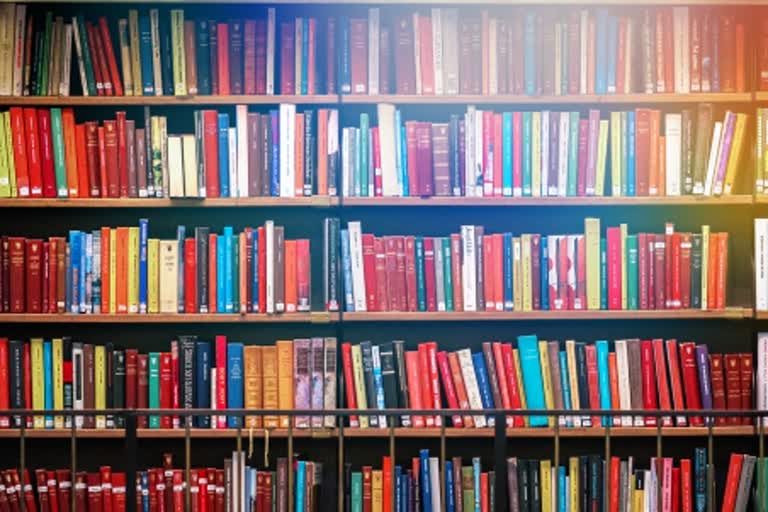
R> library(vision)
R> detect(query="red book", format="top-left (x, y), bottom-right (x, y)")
top-left (100, 467), bottom-right (113, 512)
top-left (159, 352), bottom-right (173, 428)
top-left (98, 17), bottom-right (123, 96)
top-left (584, 345), bottom-right (601, 426)
top-left (25, 239), bottom-right (42, 313)
top-left (608, 354), bottom-right (620, 427)
top-left (652, 339), bottom-right (673, 426)
top-left (417, 344), bottom-right (434, 426)
top-left (115, 112), bottom-right (128, 197)
top-left (405, 350), bottom-right (425, 428)
top-left (670, 232), bottom-right (681, 308)
top-left (9, 107), bottom-right (30, 196)
top-left (638, 233), bottom-right (649, 309)
top-left (340, 343), bottom-right (359, 427)
top-left (85, 122), bottom-right (100, 197)
top-left (724, 353), bottom-right (741, 425)
top-left (111, 473), bottom-right (126, 512)
top-left (492, 342), bottom-right (512, 425)
top-left (74, 124), bottom-right (89, 197)
top-left (125, 349), bottom-right (138, 410)
top-left (189, 470), bottom-right (199, 512)
top-left (663, 9), bottom-right (674, 93)
top-left (202, 110), bottom-right (219, 198)
top-left (217, 24), bottom-right (230, 95)
top-left (41, 241), bottom-right (49, 314)
top-left (84, 22), bottom-right (105, 95)
top-left (665, 339), bottom-right (686, 426)
top-left (404, 236), bottom-right (417, 312)
top-left (671, 467), bottom-right (681, 512)
top-left (383, 237), bottom-right (399, 312)
top-left (739, 353), bottom-right (753, 425)
top-left (423, 238), bottom-right (437, 312)
top-left (557, 237), bottom-right (572, 310)
top-left (89, 22), bottom-right (113, 96)
top-left (103, 121), bottom-right (119, 198)
top-left (635, 109), bottom-right (650, 196)
top-left (373, 237), bottom-right (387, 312)
top-left (361, 233), bottom-right (377, 312)
top-left (296, 239), bottom-right (310, 312)
top-left (35, 470), bottom-right (49, 512)
top-left (0, 339), bottom-right (7, 427)
top-left (197, 469), bottom-right (208, 512)
top-left (606, 227), bottom-right (621, 309)
top-left (8, 237), bottom-right (25, 313)
top-left (215, 335), bottom-right (227, 429)
top-left (679, 342), bottom-right (703, 426)
top-left (172, 471), bottom-right (184, 512)
top-left (418, 16), bottom-right (434, 95)
top-left (205, 469), bottom-right (216, 512)
top-left (425, 342), bottom-right (442, 426)
top-left (214, 471), bottom-right (224, 512)
top-left (436, 351), bottom-right (463, 427)
top-left (654, 233), bottom-right (666, 309)
top-left (55, 469), bottom-right (71, 512)
top-left (482, 236), bottom-right (494, 311)
top-left (21, 108), bottom-right (43, 197)
top-left (709, 353), bottom-right (727, 426)
top-left (362, 467), bottom-right (372, 512)
top-left (86, 473), bottom-right (102, 512)
top-left (183, 238), bottom-right (197, 313)
top-left (416, 122), bottom-right (433, 196)
top-left (721, 454), bottom-right (744, 512)
top-left (609, 457), bottom-right (620, 512)
top-left (381, 457), bottom-right (392, 512)
top-left (36, 109), bottom-right (56, 197)
top-left (279, 22), bottom-right (295, 94)
top-left (480, 472), bottom-right (489, 512)
top-left (254, 20), bottom-right (267, 94)
top-left (640, 340), bottom-right (658, 426)
top-left (447, 352), bottom-right (473, 428)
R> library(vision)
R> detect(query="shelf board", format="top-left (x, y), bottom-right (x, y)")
top-left (755, 311), bottom-right (768, 320)
top-left (342, 195), bottom-right (753, 207)
top-left (0, 312), bottom-right (336, 323)
top-left (0, 196), bottom-right (338, 208)
top-left (0, 95), bottom-right (338, 106)
top-left (341, 92), bottom-right (753, 105)
top-left (17, 0), bottom-right (768, 4)
top-left (342, 308), bottom-right (753, 321)
top-left (754, 92), bottom-right (768, 102)
top-left (0, 429), bottom-right (125, 439)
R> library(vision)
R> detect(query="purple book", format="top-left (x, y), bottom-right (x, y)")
top-left (310, 337), bottom-right (325, 428)
top-left (585, 109), bottom-right (600, 196)
top-left (293, 338), bottom-right (311, 428)
top-left (695, 344), bottom-right (713, 418)
top-left (713, 112), bottom-right (736, 195)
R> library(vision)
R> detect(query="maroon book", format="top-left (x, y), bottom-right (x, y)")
top-left (416, 122), bottom-right (433, 197)
top-left (325, 17), bottom-right (337, 94)
top-left (394, 16), bottom-right (416, 94)
top-left (116, 111), bottom-right (128, 197)
top-left (349, 18), bottom-right (368, 94)
top-left (24, 239), bottom-right (42, 313)
top-left (279, 22), bottom-right (295, 94)
top-left (243, 19), bottom-right (257, 95)
top-left (254, 19), bottom-right (267, 94)
top-left (102, 120), bottom-right (120, 198)
top-left (37, 108), bottom-right (56, 198)
top-left (8, 237), bottom-right (24, 313)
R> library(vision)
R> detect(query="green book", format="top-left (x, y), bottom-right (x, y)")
top-left (38, 12), bottom-right (53, 96)
top-left (50, 108), bottom-right (68, 197)
top-left (600, 238), bottom-right (607, 310)
top-left (522, 111), bottom-right (531, 196)
top-left (351, 471), bottom-right (362, 512)
top-left (690, 234), bottom-right (703, 309)
top-left (626, 235), bottom-right (638, 310)
top-left (442, 238), bottom-right (453, 312)
top-left (461, 466), bottom-right (474, 512)
top-left (620, 112), bottom-right (629, 196)
top-left (415, 237), bottom-right (426, 311)
top-left (0, 115), bottom-right (11, 197)
top-left (567, 112), bottom-right (579, 196)
top-left (359, 114), bottom-right (369, 197)
top-left (76, 16), bottom-right (97, 96)
top-left (148, 352), bottom-right (160, 428)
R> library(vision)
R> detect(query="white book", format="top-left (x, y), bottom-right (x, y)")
top-left (579, 10), bottom-right (588, 95)
top-left (118, 18), bottom-right (133, 96)
top-left (167, 136), bottom-right (184, 197)
top-left (541, 112), bottom-right (550, 196)
top-left (158, 240), bottom-right (179, 313)
top-left (464, 108), bottom-right (475, 197)
top-left (624, 19), bottom-right (633, 94)
top-left (150, 9), bottom-right (164, 95)
top-left (181, 134), bottom-right (198, 197)
top-left (461, 225), bottom-right (477, 312)
top-left (703, 121), bottom-right (723, 196)
top-left (71, 18), bottom-right (89, 97)
top-left (429, 458), bottom-right (442, 511)
top-left (442, 9), bottom-right (459, 95)
top-left (434, 238), bottom-right (445, 311)
top-left (0, 5), bottom-right (12, 96)
top-left (758, 334), bottom-right (768, 427)
top-left (457, 348), bottom-right (486, 427)
top-left (413, 13), bottom-right (422, 95)
top-left (228, 128), bottom-right (237, 197)
top-left (341, 128), bottom-right (351, 197)
top-left (378, 104), bottom-right (398, 196)
top-left (348, 221), bottom-right (367, 312)
top-left (474, 109), bottom-right (485, 197)
top-left (12, 5), bottom-right (25, 96)
top-left (565, 340), bottom-right (580, 427)
top-left (210, 367), bottom-right (217, 428)
top-left (614, 339), bottom-right (633, 427)
top-left (554, 23), bottom-right (562, 96)
top-left (72, 343), bottom-right (84, 428)
top-left (487, 17), bottom-right (496, 95)
top-left (368, 8), bottom-right (380, 96)
top-left (59, 24), bottom-right (73, 97)
top-left (557, 112), bottom-right (569, 197)
top-left (664, 113), bottom-right (682, 196)
top-left (266, 220), bottom-right (275, 313)
top-left (236, 105), bottom-right (248, 197)
top-left (757, 219), bottom-right (768, 311)
top-left (279, 104), bottom-right (296, 197)
top-left (266, 8), bottom-right (276, 95)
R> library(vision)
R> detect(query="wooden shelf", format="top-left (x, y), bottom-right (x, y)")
top-left (755, 311), bottom-right (768, 320)
top-left (754, 92), bottom-right (768, 102)
top-left (342, 195), bottom-right (754, 207)
top-left (0, 429), bottom-right (124, 438)
top-left (0, 196), bottom-right (338, 208)
top-left (19, 0), bottom-right (768, 4)
top-left (341, 92), bottom-right (753, 105)
top-left (0, 312), bottom-right (336, 323)
top-left (0, 95), bottom-right (338, 106)
top-left (342, 308), bottom-right (754, 321)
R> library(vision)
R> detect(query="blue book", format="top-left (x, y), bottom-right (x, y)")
top-left (138, 16), bottom-right (154, 95)
top-left (65, 234), bottom-right (73, 312)
top-left (359, 114), bottom-right (369, 197)
top-left (595, 10), bottom-right (608, 94)
top-left (91, 230), bottom-right (101, 311)
top-left (216, 236), bottom-right (225, 312)
top-left (502, 113), bottom-right (513, 196)
top-left (270, 111), bottom-right (280, 195)
top-left (503, 233), bottom-right (513, 311)
top-left (251, 235), bottom-right (259, 312)
top-left (472, 457), bottom-right (481, 512)
top-left (138, 219), bottom-right (148, 313)
top-left (68, 230), bottom-right (80, 313)
top-left (472, 352), bottom-right (496, 425)
top-left (83, 233), bottom-right (92, 313)
top-left (415, 237), bottom-right (426, 311)
top-left (79, 232), bottom-right (86, 312)
top-left (419, 450), bottom-right (432, 512)
top-left (141, 472), bottom-right (150, 512)
top-left (394, 465), bottom-right (402, 512)
top-left (341, 230), bottom-right (354, 311)
top-left (445, 460), bottom-right (455, 512)
top-left (176, 226), bottom-right (186, 313)
top-left (621, 112), bottom-right (629, 196)
top-left (627, 111), bottom-right (636, 196)
top-left (195, 341), bottom-right (211, 428)
top-left (295, 461), bottom-right (306, 512)
top-left (301, 18), bottom-right (309, 94)
top-left (403, 473), bottom-right (411, 512)
top-left (339, 17), bottom-right (351, 94)
top-left (558, 352), bottom-right (572, 422)
top-left (226, 342), bottom-right (243, 427)
top-left (524, 13), bottom-right (536, 95)
top-left (400, 125), bottom-right (409, 196)
top-left (43, 341), bottom-right (52, 426)
top-left (218, 114), bottom-right (230, 197)
top-left (517, 335), bottom-right (548, 426)
top-left (694, 448), bottom-right (707, 512)
top-left (607, 16), bottom-right (618, 93)
top-left (372, 346), bottom-right (386, 422)
top-left (595, 340), bottom-right (612, 426)
top-left (223, 226), bottom-right (234, 312)
top-left (558, 466), bottom-right (567, 512)
top-left (567, 112), bottom-right (579, 196)
top-left (600, 239), bottom-right (608, 309)
top-left (522, 112), bottom-right (532, 196)
top-left (695, 345), bottom-right (713, 412)
top-left (540, 237), bottom-right (549, 310)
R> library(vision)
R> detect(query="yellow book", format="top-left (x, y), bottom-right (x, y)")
top-left (52, 338), bottom-right (64, 429)
top-left (723, 113), bottom-right (747, 195)
top-left (31, 338), bottom-right (44, 429)
top-left (620, 223), bottom-right (628, 309)
top-left (512, 237), bottom-right (522, 311)
top-left (170, 10), bottom-right (187, 96)
top-left (512, 349), bottom-right (528, 427)
top-left (4, 113), bottom-right (16, 197)
top-left (128, 227), bottom-right (139, 313)
top-left (0, 113), bottom-right (9, 197)
top-left (569, 457), bottom-right (580, 512)
top-left (540, 460), bottom-right (552, 512)
top-left (629, 473), bottom-right (637, 512)
top-left (148, 238), bottom-right (160, 313)
top-left (128, 10), bottom-right (142, 95)
top-left (521, 234), bottom-right (532, 311)
top-left (565, 339), bottom-right (581, 427)
top-left (372, 470), bottom-right (383, 512)
top-left (109, 229), bottom-right (117, 313)
top-left (610, 112), bottom-right (622, 196)
top-left (276, 340), bottom-right (294, 428)
top-left (633, 479), bottom-right (643, 512)
top-left (585, 218), bottom-right (601, 309)
top-left (532, 112), bottom-right (541, 197)
top-left (95, 345), bottom-right (106, 428)
top-left (538, 340), bottom-right (555, 427)
top-left (243, 345), bottom-right (263, 428)
top-left (702, 225), bottom-right (710, 310)
top-left (595, 119), bottom-right (609, 196)
top-left (351, 344), bottom-right (369, 428)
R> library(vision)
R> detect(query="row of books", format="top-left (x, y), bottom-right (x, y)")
top-left (0, 220), bottom-right (311, 315)
top-left (0, 5), bottom-right (754, 98)
top-left (0, 336), bottom-right (338, 430)
top-left (0, 106), bottom-right (340, 199)
top-left (343, 105), bottom-right (747, 199)
top-left (329, 219), bottom-right (729, 313)
top-left (340, 337), bottom-right (751, 430)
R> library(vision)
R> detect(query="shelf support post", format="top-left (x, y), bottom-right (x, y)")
top-left (494, 412), bottom-right (507, 512)
top-left (338, 419), bottom-right (345, 512)
top-left (125, 413), bottom-right (137, 512)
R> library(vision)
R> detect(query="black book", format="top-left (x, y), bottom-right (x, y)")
top-left (63, 337), bottom-right (73, 427)
top-left (303, 110), bottom-right (315, 196)
top-left (112, 349), bottom-right (126, 428)
top-left (359, 341), bottom-right (378, 427)
top-left (195, 340), bottom-right (212, 428)
top-left (489, 471), bottom-right (496, 512)
top-left (579, 455), bottom-right (589, 512)
top-left (178, 336), bottom-right (197, 426)
top-left (196, 20), bottom-right (211, 95)
top-left (8, 340), bottom-right (24, 427)
top-left (392, 340), bottom-right (410, 427)
top-left (196, 227), bottom-right (210, 313)
top-left (589, 455), bottom-right (602, 512)
top-left (528, 461), bottom-right (540, 512)
top-left (691, 234), bottom-right (703, 309)
top-left (160, 13), bottom-right (174, 96)
top-left (344, 462), bottom-right (352, 512)
top-left (517, 459), bottom-right (529, 512)
top-left (378, 341), bottom-right (399, 427)
top-left (575, 342), bottom-right (590, 426)
top-left (106, 342), bottom-right (114, 428)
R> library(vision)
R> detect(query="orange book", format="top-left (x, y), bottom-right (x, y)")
top-left (648, 110), bottom-right (660, 195)
top-left (115, 227), bottom-right (130, 313)
top-left (101, 227), bottom-right (111, 313)
top-left (735, 23), bottom-right (745, 93)
top-left (447, 351), bottom-right (474, 428)
top-left (658, 136), bottom-right (666, 196)
top-left (382, 456), bottom-right (392, 512)
top-left (61, 109), bottom-right (79, 197)
top-left (243, 345), bottom-right (263, 428)
top-left (74, 124), bottom-right (89, 197)
top-left (239, 233), bottom-right (247, 313)
top-left (294, 113), bottom-right (304, 196)
top-left (480, 472), bottom-right (489, 512)
top-left (608, 352), bottom-right (620, 425)
top-left (404, 351), bottom-right (425, 428)
top-left (208, 233), bottom-right (217, 313)
top-left (483, 236), bottom-right (494, 311)
top-left (217, 23), bottom-right (230, 95)
top-left (97, 126), bottom-right (108, 197)
top-left (261, 345), bottom-right (279, 427)
top-left (317, 109), bottom-right (328, 196)
top-left (276, 340), bottom-right (294, 428)
top-left (493, 234), bottom-right (503, 311)
top-left (284, 240), bottom-right (297, 313)
top-left (715, 232), bottom-right (728, 309)
top-left (707, 232), bottom-right (719, 309)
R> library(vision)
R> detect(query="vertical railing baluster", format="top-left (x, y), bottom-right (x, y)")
top-left (389, 413), bottom-right (395, 512)
top-left (184, 415), bottom-right (191, 512)
top-left (440, 413), bottom-right (446, 512)
top-left (71, 412), bottom-right (78, 512)
top-left (707, 418), bottom-right (714, 512)
top-left (125, 413), bottom-right (137, 512)
top-left (656, 420), bottom-right (663, 512)
top-left (338, 416), bottom-right (345, 512)
top-left (19, 414), bottom-right (26, 512)
top-left (288, 418), bottom-right (294, 512)
top-left (493, 412), bottom-right (507, 512)
top-left (236, 423), bottom-right (243, 512)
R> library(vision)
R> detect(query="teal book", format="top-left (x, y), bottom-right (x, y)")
top-left (522, 111), bottom-right (532, 196)
top-left (216, 235), bottom-right (225, 313)
top-left (148, 352), bottom-right (161, 428)
top-left (558, 351), bottom-right (572, 423)
top-left (223, 226), bottom-right (234, 312)
top-left (359, 114), bottom-right (369, 197)
top-left (517, 335), bottom-right (547, 426)
top-left (415, 237), bottom-right (426, 311)
top-left (600, 238), bottom-right (608, 309)
top-left (295, 461), bottom-right (306, 512)
top-left (595, 340), bottom-right (611, 426)
top-left (472, 457), bottom-right (482, 512)
top-left (567, 112), bottom-right (579, 196)
top-left (400, 124), bottom-right (409, 196)
top-left (354, 128), bottom-right (362, 197)
top-left (443, 238), bottom-right (454, 311)
top-left (50, 108), bottom-right (67, 197)
top-left (626, 235), bottom-right (638, 309)
top-left (351, 471), bottom-right (363, 512)
top-left (43, 341), bottom-right (52, 427)
top-left (627, 110), bottom-right (636, 196)
top-left (502, 112), bottom-right (513, 196)
top-left (395, 109), bottom-right (405, 195)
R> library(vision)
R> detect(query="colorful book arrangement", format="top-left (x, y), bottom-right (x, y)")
top-left (0, 220), bottom-right (311, 315)
top-left (0, 336), bottom-right (337, 430)
top-left (340, 337), bottom-right (752, 430)
top-left (343, 6), bottom-right (747, 96)
top-left (342, 105), bottom-right (747, 198)
top-left (326, 219), bottom-right (729, 313)
top-left (0, 106), bottom-right (339, 199)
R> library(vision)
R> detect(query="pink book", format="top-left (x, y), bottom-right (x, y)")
top-left (713, 112), bottom-right (736, 195)
top-left (662, 457), bottom-right (674, 512)
top-left (310, 338), bottom-right (325, 428)
top-left (576, 120), bottom-right (589, 197)
top-left (171, 340), bottom-right (180, 429)
top-left (512, 112), bottom-right (522, 196)
top-left (607, 227), bottom-right (622, 310)
top-left (215, 335), bottom-right (228, 429)
top-left (426, 342), bottom-right (442, 426)
top-left (585, 110), bottom-right (600, 196)
top-left (435, 351), bottom-right (463, 428)
top-left (547, 236), bottom-right (559, 309)
top-left (576, 236), bottom-right (586, 310)
top-left (293, 338), bottom-right (311, 428)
